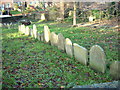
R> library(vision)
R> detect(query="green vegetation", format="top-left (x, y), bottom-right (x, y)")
top-left (10, 10), bottom-right (22, 15)
top-left (2, 21), bottom-right (118, 88)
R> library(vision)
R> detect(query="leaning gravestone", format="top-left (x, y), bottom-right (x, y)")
top-left (58, 33), bottom-right (65, 51)
top-left (37, 32), bottom-right (41, 41)
top-left (110, 61), bottom-right (120, 80)
top-left (50, 32), bottom-right (58, 46)
top-left (25, 26), bottom-right (30, 36)
top-left (73, 43), bottom-right (88, 65)
top-left (65, 38), bottom-right (73, 57)
top-left (33, 24), bottom-right (38, 39)
top-left (44, 25), bottom-right (50, 43)
top-left (90, 45), bottom-right (106, 73)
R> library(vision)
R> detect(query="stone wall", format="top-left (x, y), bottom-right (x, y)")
top-left (18, 24), bottom-right (120, 80)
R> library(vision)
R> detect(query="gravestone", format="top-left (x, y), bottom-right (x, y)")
top-left (110, 61), bottom-right (120, 80)
top-left (50, 32), bottom-right (58, 46)
top-left (65, 38), bottom-right (73, 57)
top-left (44, 25), bottom-right (50, 43)
top-left (30, 29), bottom-right (34, 37)
top-left (58, 33), bottom-right (65, 51)
top-left (73, 43), bottom-right (88, 65)
top-left (90, 45), bottom-right (106, 73)
top-left (25, 26), bottom-right (30, 36)
top-left (21, 24), bottom-right (26, 34)
top-left (41, 13), bottom-right (46, 20)
top-left (37, 32), bottom-right (41, 41)
top-left (41, 33), bottom-right (44, 41)
top-left (18, 25), bottom-right (21, 32)
top-left (89, 16), bottom-right (94, 22)
top-left (33, 24), bottom-right (38, 39)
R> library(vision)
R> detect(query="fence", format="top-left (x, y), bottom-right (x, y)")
top-left (18, 24), bottom-right (120, 80)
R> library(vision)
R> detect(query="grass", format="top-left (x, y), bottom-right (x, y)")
top-left (2, 20), bottom-right (118, 88)
top-left (10, 10), bottom-right (22, 15)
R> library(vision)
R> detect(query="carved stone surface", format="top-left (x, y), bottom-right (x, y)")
top-left (73, 43), bottom-right (88, 65)
top-left (33, 24), bottom-right (37, 39)
top-left (65, 38), bottom-right (73, 57)
top-left (25, 26), bottom-right (30, 35)
top-left (44, 25), bottom-right (50, 43)
top-left (90, 45), bottom-right (106, 73)
top-left (50, 32), bottom-right (58, 46)
top-left (110, 61), bottom-right (120, 80)
top-left (37, 32), bottom-right (41, 41)
top-left (57, 33), bottom-right (65, 51)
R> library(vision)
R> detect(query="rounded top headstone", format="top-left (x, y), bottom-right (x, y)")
top-left (44, 25), bottom-right (50, 43)
top-left (90, 45), bottom-right (106, 73)
top-left (65, 38), bottom-right (73, 57)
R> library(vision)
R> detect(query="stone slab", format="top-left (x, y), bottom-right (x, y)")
top-left (21, 24), bottom-right (26, 34)
top-left (18, 25), bottom-right (21, 32)
top-left (37, 32), bottom-right (41, 41)
top-left (25, 26), bottom-right (30, 36)
top-left (110, 61), bottom-right (120, 80)
top-left (57, 33), bottom-right (65, 51)
top-left (65, 38), bottom-right (73, 57)
top-left (41, 33), bottom-right (44, 41)
top-left (30, 29), bottom-right (34, 37)
top-left (44, 25), bottom-right (50, 43)
top-left (33, 24), bottom-right (37, 39)
top-left (50, 32), bottom-right (58, 46)
top-left (90, 45), bottom-right (106, 73)
top-left (73, 43), bottom-right (88, 65)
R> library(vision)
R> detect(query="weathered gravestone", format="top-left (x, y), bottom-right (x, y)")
top-left (73, 43), bottom-right (88, 65)
top-left (30, 29), bottom-right (34, 37)
top-left (37, 32), bottom-right (41, 41)
top-left (21, 24), bottom-right (26, 34)
top-left (90, 45), bottom-right (106, 73)
top-left (18, 25), bottom-right (21, 32)
top-left (57, 33), bottom-right (65, 51)
top-left (41, 33), bottom-right (44, 41)
top-left (110, 61), bottom-right (120, 80)
top-left (44, 25), bottom-right (50, 43)
top-left (25, 26), bottom-right (30, 36)
top-left (65, 38), bottom-right (73, 57)
top-left (41, 13), bottom-right (46, 21)
top-left (33, 24), bottom-right (38, 39)
top-left (50, 32), bottom-right (58, 46)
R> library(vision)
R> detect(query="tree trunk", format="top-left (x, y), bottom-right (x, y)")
top-left (73, 2), bottom-right (76, 25)
top-left (60, 0), bottom-right (64, 19)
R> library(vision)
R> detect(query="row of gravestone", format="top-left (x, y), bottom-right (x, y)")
top-left (18, 24), bottom-right (120, 80)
